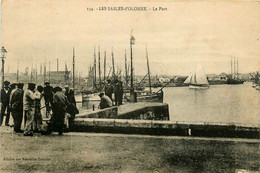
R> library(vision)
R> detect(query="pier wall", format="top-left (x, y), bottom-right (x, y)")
top-left (118, 103), bottom-right (169, 120)
top-left (71, 118), bottom-right (259, 139)
top-left (78, 107), bottom-right (118, 119)
top-left (77, 103), bottom-right (170, 120)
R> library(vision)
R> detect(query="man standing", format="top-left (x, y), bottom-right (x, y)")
top-left (104, 79), bottom-right (113, 101)
top-left (64, 86), bottom-right (78, 129)
top-left (33, 85), bottom-right (43, 132)
top-left (9, 83), bottom-right (17, 127)
top-left (9, 83), bottom-right (18, 106)
top-left (64, 85), bottom-right (76, 108)
top-left (23, 83), bottom-right (40, 136)
top-left (52, 86), bottom-right (69, 135)
top-left (114, 78), bottom-right (124, 106)
top-left (43, 82), bottom-right (53, 118)
top-left (99, 93), bottom-right (113, 109)
top-left (0, 81), bottom-right (11, 126)
top-left (10, 83), bottom-right (24, 133)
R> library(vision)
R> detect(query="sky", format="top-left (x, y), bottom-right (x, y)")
top-left (1, 0), bottom-right (260, 77)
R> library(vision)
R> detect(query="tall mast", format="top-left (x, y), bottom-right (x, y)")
top-left (78, 72), bottom-right (80, 86)
top-left (233, 57), bottom-right (236, 79)
top-left (146, 44), bottom-right (152, 94)
top-left (73, 46), bottom-right (75, 88)
top-left (57, 58), bottom-right (59, 71)
top-left (231, 57), bottom-right (233, 79)
top-left (49, 61), bottom-right (51, 82)
top-left (40, 63), bottom-right (42, 75)
top-left (98, 46), bottom-right (101, 89)
top-left (94, 46), bottom-right (96, 89)
top-left (237, 59), bottom-right (239, 78)
top-left (44, 59), bottom-right (46, 83)
top-left (104, 51), bottom-right (106, 81)
top-left (125, 49), bottom-right (128, 86)
top-left (65, 62), bottom-right (68, 85)
top-left (130, 30), bottom-right (135, 102)
top-left (31, 63), bottom-right (33, 82)
top-left (16, 59), bottom-right (19, 83)
top-left (35, 65), bottom-right (37, 83)
top-left (112, 47), bottom-right (115, 80)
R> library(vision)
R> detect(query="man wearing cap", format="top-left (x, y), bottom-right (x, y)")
top-left (104, 79), bottom-right (113, 101)
top-left (10, 83), bottom-right (24, 132)
top-left (23, 83), bottom-right (40, 136)
top-left (114, 78), bottom-right (124, 106)
top-left (0, 81), bottom-right (11, 126)
top-left (98, 93), bottom-right (113, 109)
top-left (43, 82), bottom-right (53, 118)
top-left (52, 86), bottom-right (69, 135)
top-left (64, 86), bottom-right (78, 129)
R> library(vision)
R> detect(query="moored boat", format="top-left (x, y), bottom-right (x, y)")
top-left (227, 78), bottom-right (244, 85)
top-left (184, 65), bottom-right (210, 89)
top-left (125, 35), bottom-right (164, 103)
top-left (227, 57), bottom-right (244, 85)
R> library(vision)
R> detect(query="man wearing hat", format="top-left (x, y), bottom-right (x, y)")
top-left (0, 81), bottom-right (11, 126)
top-left (98, 93), bottom-right (112, 109)
top-left (52, 86), bottom-right (69, 135)
top-left (10, 83), bottom-right (24, 132)
top-left (9, 83), bottom-right (18, 126)
top-left (23, 83), bottom-right (40, 136)
top-left (64, 85), bottom-right (78, 129)
top-left (114, 78), bottom-right (124, 106)
top-left (43, 82), bottom-right (53, 118)
top-left (104, 79), bottom-right (113, 101)
top-left (9, 83), bottom-right (18, 103)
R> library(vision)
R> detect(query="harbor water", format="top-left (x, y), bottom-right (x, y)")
top-left (163, 82), bottom-right (260, 125)
top-left (76, 82), bottom-right (260, 125)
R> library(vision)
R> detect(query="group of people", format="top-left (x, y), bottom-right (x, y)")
top-left (99, 78), bottom-right (124, 109)
top-left (0, 81), bottom-right (78, 136)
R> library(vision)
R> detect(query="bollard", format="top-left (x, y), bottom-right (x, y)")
top-left (134, 92), bottom-right (137, 102)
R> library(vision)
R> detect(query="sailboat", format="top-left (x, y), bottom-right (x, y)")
top-left (227, 58), bottom-right (244, 85)
top-left (124, 44), bottom-right (163, 103)
top-left (81, 47), bottom-right (102, 109)
top-left (184, 65), bottom-right (210, 89)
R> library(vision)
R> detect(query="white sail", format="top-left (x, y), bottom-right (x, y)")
top-left (193, 64), bottom-right (209, 85)
top-left (184, 73), bottom-right (192, 84)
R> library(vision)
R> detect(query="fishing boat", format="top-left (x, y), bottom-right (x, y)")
top-left (227, 58), bottom-right (244, 85)
top-left (184, 65), bottom-right (210, 89)
top-left (124, 90), bottom-right (163, 103)
top-left (81, 47), bottom-right (103, 109)
top-left (124, 36), bottom-right (163, 103)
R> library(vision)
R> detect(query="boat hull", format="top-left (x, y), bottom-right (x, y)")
top-left (227, 78), bottom-right (244, 85)
top-left (189, 84), bottom-right (210, 89)
top-left (124, 91), bottom-right (164, 103)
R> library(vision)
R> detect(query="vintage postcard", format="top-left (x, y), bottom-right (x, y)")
top-left (0, 0), bottom-right (259, 172)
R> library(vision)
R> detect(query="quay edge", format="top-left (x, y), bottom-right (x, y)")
top-left (71, 118), bottom-right (260, 139)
